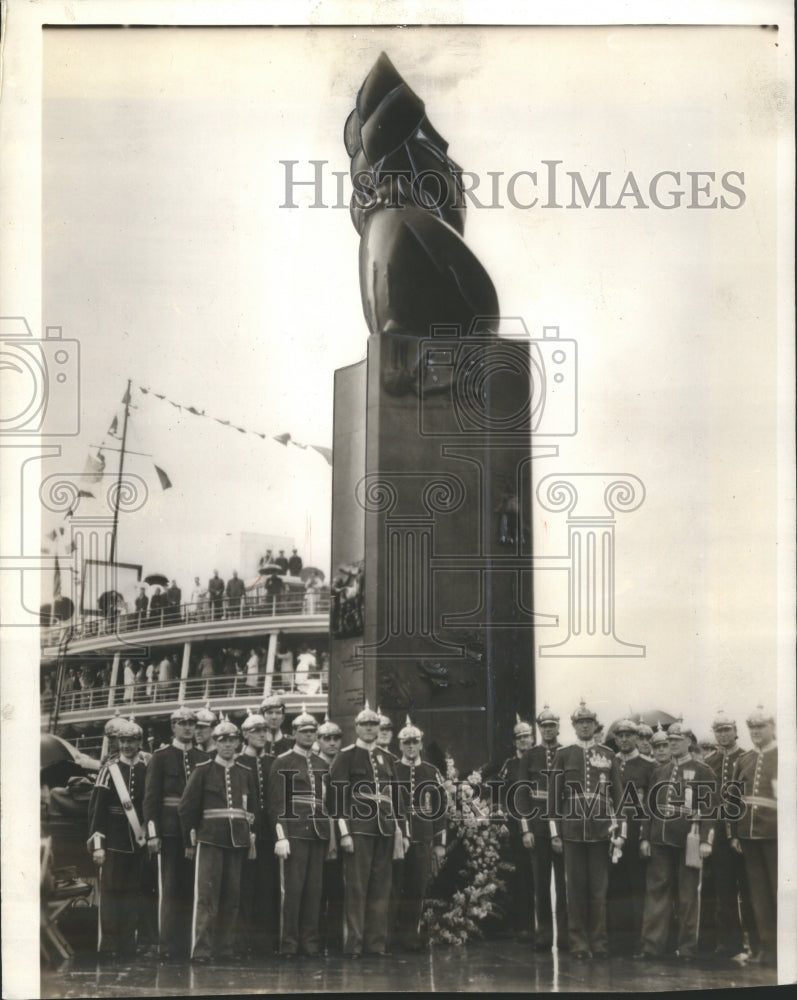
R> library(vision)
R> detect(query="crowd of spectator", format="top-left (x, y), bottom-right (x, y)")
top-left (120, 549), bottom-right (327, 628)
top-left (46, 637), bottom-right (330, 714)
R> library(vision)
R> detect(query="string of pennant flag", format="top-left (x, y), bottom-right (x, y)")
top-left (72, 384), bottom-right (333, 511)
top-left (136, 384), bottom-right (333, 465)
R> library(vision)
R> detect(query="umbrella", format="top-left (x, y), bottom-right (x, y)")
top-left (300, 566), bottom-right (325, 583)
top-left (97, 590), bottom-right (123, 616)
top-left (144, 573), bottom-right (169, 587)
top-left (41, 732), bottom-right (81, 769)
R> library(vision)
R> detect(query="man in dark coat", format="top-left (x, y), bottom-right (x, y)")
top-left (607, 719), bottom-right (655, 955)
top-left (526, 706), bottom-right (568, 952)
top-left (328, 701), bottom-right (408, 957)
top-left (550, 701), bottom-right (623, 961)
top-left (704, 710), bottom-right (758, 961)
top-left (88, 717), bottom-right (148, 959)
top-left (142, 705), bottom-right (209, 960)
top-left (179, 719), bottom-right (259, 963)
top-left (498, 714), bottom-right (536, 941)
top-left (235, 710), bottom-right (278, 956)
top-left (729, 706), bottom-right (777, 967)
top-left (269, 708), bottom-right (334, 957)
top-left (390, 717), bottom-right (447, 952)
top-left (637, 722), bottom-right (716, 963)
top-left (207, 570), bottom-right (225, 620)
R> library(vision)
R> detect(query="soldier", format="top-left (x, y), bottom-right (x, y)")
top-left (87, 717), bottom-right (148, 960)
top-left (550, 701), bottom-right (622, 960)
top-left (376, 710), bottom-right (397, 759)
top-left (235, 710), bottom-right (278, 956)
top-left (520, 705), bottom-right (569, 953)
top-left (391, 717), bottom-right (447, 952)
top-left (143, 705), bottom-right (209, 960)
top-left (498, 714), bottom-right (536, 942)
top-left (328, 701), bottom-right (408, 958)
top-left (637, 721), bottom-right (716, 963)
top-left (259, 694), bottom-right (294, 755)
top-left (100, 709), bottom-right (125, 764)
top-left (269, 708), bottom-right (334, 957)
top-left (317, 717), bottom-right (345, 953)
top-left (729, 706), bottom-right (777, 967)
top-left (636, 724), bottom-right (655, 762)
top-left (705, 710), bottom-right (757, 961)
top-left (607, 719), bottom-right (655, 956)
top-left (179, 718), bottom-right (259, 963)
top-left (194, 704), bottom-right (218, 755)
top-left (651, 725), bottom-right (672, 765)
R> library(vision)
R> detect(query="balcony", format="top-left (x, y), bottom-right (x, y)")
top-left (46, 669), bottom-right (329, 727)
top-left (40, 593), bottom-right (330, 654)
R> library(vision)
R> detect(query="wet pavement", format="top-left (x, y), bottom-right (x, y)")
top-left (42, 944), bottom-right (778, 996)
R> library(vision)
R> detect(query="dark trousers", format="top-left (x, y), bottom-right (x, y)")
top-left (741, 839), bottom-right (776, 960)
top-left (391, 841), bottom-right (431, 950)
top-left (137, 854), bottom-right (159, 948)
top-left (278, 838), bottom-right (325, 955)
top-left (158, 837), bottom-right (195, 957)
top-left (641, 843), bottom-right (701, 957)
top-left (98, 849), bottom-right (143, 955)
top-left (709, 834), bottom-right (759, 955)
top-left (342, 834), bottom-right (393, 955)
top-left (320, 857), bottom-right (344, 953)
top-left (238, 839), bottom-right (278, 954)
top-left (531, 833), bottom-right (568, 949)
top-left (506, 835), bottom-right (535, 936)
top-left (608, 836), bottom-right (647, 954)
top-left (563, 840), bottom-right (609, 955)
top-left (191, 842), bottom-right (246, 959)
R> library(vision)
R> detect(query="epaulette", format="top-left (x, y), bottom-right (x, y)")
top-left (95, 765), bottom-right (112, 788)
top-left (277, 748), bottom-right (294, 758)
top-left (152, 744), bottom-right (169, 755)
top-left (340, 743), bottom-right (355, 753)
top-left (195, 758), bottom-right (212, 768)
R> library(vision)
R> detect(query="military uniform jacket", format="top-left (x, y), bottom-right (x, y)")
top-left (512, 743), bottom-right (562, 838)
top-left (178, 758), bottom-right (259, 849)
top-left (614, 750), bottom-right (655, 842)
top-left (730, 745), bottom-right (777, 840)
top-left (641, 756), bottom-right (716, 847)
top-left (143, 741), bottom-right (209, 840)
top-left (88, 754), bottom-right (147, 853)
top-left (236, 749), bottom-right (276, 842)
top-left (328, 740), bottom-right (405, 838)
top-left (268, 748), bottom-right (332, 842)
top-left (393, 760), bottom-right (447, 845)
top-left (550, 742), bottom-right (622, 842)
top-left (264, 731), bottom-right (293, 756)
top-left (705, 744), bottom-right (745, 839)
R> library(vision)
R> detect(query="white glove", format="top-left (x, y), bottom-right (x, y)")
top-left (274, 838), bottom-right (291, 860)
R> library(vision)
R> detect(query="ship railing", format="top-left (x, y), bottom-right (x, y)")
top-left (58, 593), bottom-right (330, 642)
top-left (48, 670), bottom-right (329, 716)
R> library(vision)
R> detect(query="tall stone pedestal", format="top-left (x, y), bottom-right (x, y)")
top-left (330, 330), bottom-right (536, 771)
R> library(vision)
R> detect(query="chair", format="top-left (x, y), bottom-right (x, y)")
top-left (41, 837), bottom-right (93, 964)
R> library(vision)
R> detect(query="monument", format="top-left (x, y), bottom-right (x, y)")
top-left (329, 54), bottom-right (537, 771)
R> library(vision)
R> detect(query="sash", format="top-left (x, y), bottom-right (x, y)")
top-left (107, 762), bottom-right (147, 846)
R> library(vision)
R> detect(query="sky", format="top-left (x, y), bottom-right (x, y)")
top-left (35, 23), bottom-right (788, 737)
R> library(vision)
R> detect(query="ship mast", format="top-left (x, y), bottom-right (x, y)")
top-left (110, 379), bottom-right (132, 565)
